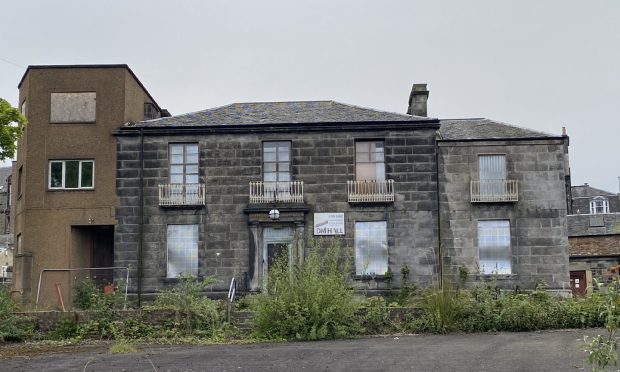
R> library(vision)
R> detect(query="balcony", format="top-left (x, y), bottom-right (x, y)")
top-left (470, 179), bottom-right (518, 202)
top-left (347, 180), bottom-right (395, 203)
top-left (159, 183), bottom-right (206, 206)
top-left (249, 181), bottom-right (304, 204)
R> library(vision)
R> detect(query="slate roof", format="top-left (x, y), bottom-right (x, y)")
top-left (571, 184), bottom-right (616, 199)
top-left (438, 118), bottom-right (558, 140)
top-left (131, 101), bottom-right (435, 128)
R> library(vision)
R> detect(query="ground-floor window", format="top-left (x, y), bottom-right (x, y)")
top-left (478, 220), bottom-right (511, 275)
top-left (167, 224), bottom-right (199, 278)
top-left (354, 221), bottom-right (388, 276)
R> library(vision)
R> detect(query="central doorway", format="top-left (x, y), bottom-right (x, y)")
top-left (262, 227), bottom-right (294, 277)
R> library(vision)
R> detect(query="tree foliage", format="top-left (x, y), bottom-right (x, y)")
top-left (0, 98), bottom-right (26, 160)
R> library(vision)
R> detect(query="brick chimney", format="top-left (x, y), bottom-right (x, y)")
top-left (407, 83), bottom-right (429, 117)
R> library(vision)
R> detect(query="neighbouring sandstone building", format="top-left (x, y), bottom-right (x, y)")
top-left (11, 65), bottom-right (168, 307)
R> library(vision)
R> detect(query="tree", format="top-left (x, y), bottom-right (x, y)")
top-left (0, 98), bottom-right (26, 160)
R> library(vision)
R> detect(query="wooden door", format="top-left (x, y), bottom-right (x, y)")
top-left (570, 271), bottom-right (587, 297)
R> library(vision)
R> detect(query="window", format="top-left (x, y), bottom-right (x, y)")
top-left (167, 224), bottom-right (199, 278)
top-left (590, 198), bottom-right (609, 214)
top-left (16, 233), bottom-right (21, 255)
top-left (355, 221), bottom-right (388, 276)
top-left (355, 141), bottom-right (385, 181)
top-left (17, 166), bottom-right (23, 197)
top-left (144, 103), bottom-right (159, 120)
top-left (478, 220), bottom-right (511, 275)
top-left (263, 141), bottom-right (291, 183)
top-left (169, 143), bottom-right (199, 184)
top-left (50, 92), bottom-right (96, 123)
top-left (479, 154), bottom-right (505, 196)
top-left (20, 100), bottom-right (27, 117)
top-left (48, 160), bottom-right (94, 189)
top-left (479, 155), bottom-right (506, 180)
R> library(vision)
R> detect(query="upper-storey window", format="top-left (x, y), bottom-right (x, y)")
top-left (169, 143), bottom-right (199, 184)
top-left (590, 197), bottom-right (610, 214)
top-left (479, 154), bottom-right (506, 181)
top-left (20, 100), bottom-right (27, 117)
top-left (355, 141), bottom-right (385, 181)
top-left (50, 92), bottom-right (96, 123)
top-left (263, 141), bottom-right (291, 183)
top-left (49, 160), bottom-right (94, 189)
top-left (479, 154), bottom-right (505, 196)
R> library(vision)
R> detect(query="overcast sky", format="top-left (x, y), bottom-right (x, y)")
top-left (1, 1), bottom-right (618, 192)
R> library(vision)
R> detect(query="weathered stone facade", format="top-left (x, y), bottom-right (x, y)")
top-left (115, 124), bottom-right (440, 296)
top-left (114, 102), bottom-right (574, 297)
top-left (437, 137), bottom-right (571, 292)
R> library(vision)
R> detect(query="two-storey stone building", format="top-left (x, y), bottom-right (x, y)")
top-left (114, 90), bottom-right (572, 300)
top-left (114, 100), bottom-right (442, 299)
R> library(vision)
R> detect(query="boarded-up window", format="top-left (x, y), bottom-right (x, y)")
top-left (355, 221), bottom-right (388, 276)
top-left (478, 220), bottom-right (511, 275)
top-left (167, 224), bottom-right (199, 278)
top-left (50, 92), bottom-right (96, 123)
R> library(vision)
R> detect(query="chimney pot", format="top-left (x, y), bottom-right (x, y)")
top-left (407, 83), bottom-right (429, 117)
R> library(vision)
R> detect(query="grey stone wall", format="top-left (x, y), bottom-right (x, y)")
top-left (116, 128), bottom-right (439, 295)
top-left (437, 139), bottom-right (571, 291)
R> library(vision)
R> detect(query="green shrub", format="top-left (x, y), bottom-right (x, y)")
top-left (362, 296), bottom-right (390, 334)
top-left (73, 278), bottom-right (99, 310)
top-left (48, 314), bottom-right (80, 341)
top-left (79, 281), bottom-right (126, 339)
top-left (150, 275), bottom-right (220, 337)
top-left (252, 238), bottom-right (361, 340)
top-left (0, 287), bottom-right (33, 342)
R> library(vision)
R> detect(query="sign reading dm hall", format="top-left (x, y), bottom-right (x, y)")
top-left (314, 213), bottom-right (345, 236)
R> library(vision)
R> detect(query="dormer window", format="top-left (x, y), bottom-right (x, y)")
top-left (589, 197), bottom-right (609, 214)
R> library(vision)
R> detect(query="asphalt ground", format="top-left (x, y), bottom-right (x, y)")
top-left (1, 329), bottom-right (600, 371)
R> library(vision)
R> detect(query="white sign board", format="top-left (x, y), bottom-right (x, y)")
top-left (314, 213), bottom-right (345, 236)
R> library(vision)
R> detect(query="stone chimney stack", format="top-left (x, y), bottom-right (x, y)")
top-left (407, 83), bottom-right (429, 117)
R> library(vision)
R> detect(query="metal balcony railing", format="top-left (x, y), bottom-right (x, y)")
top-left (159, 183), bottom-right (206, 206)
top-left (347, 179), bottom-right (395, 203)
top-left (249, 181), bottom-right (304, 203)
top-left (470, 179), bottom-right (518, 202)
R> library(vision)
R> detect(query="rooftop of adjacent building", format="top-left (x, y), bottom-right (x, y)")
top-left (18, 64), bottom-right (165, 113)
top-left (572, 183), bottom-right (619, 198)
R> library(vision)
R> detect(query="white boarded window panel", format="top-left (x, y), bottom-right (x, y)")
top-left (355, 221), bottom-right (388, 275)
top-left (50, 92), bottom-right (96, 123)
top-left (478, 220), bottom-right (511, 275)
top-left (167, 225), bottom-right (199, 278)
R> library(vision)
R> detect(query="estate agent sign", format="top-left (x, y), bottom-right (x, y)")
top-left (314, 213), bottom-right (345, 235)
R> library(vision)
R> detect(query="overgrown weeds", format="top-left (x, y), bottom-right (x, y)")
top-left (0, 287), bottom-right (33, 342)
top-left (252, 238), bottom-right (361, 340)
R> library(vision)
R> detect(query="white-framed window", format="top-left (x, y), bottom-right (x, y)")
top-left (50, 92), bottom-right (96, 123)
top-left (167, 224), bottom-right (199, 278)
top-left (263, 141), bottom-right (291, 183)
top-left (355, 141), bottom-right (385, 181)
top-left (48, 160), bottom-right (94, 189)
top-left (355, 221), bottom-right (388, 276)
top-left (590, 198), bottom-right (610, 214)
top-left (478, 220), bottom-right (511, 275)
top-left (479, 154), bottom-right (506, 196)
top-left (169, 143), bottom-right (199, 184)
